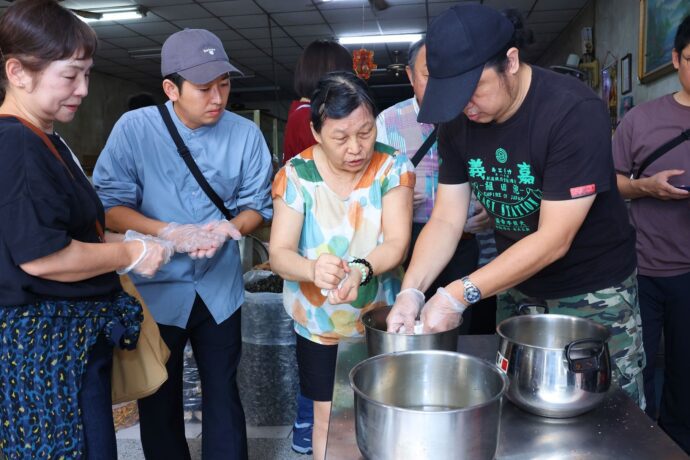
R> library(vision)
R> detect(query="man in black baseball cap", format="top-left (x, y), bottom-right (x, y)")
top-left (418, 4), bottom-right (514, 124)
top-left (388, 4), bottom-right (646, 414)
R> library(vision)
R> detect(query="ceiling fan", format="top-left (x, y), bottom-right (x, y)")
top-left (386, 50), bottom-right (406, 77)
top-left (369, 50), bottom-right (407, 79)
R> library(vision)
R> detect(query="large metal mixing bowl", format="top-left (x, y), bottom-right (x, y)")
top-left (349, 350), bottom-right (508, 460)
top-left (362, 305), bottom-right (459, 357)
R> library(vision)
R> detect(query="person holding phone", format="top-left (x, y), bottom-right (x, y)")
top-left (612, 15), bottom-right (690, 454)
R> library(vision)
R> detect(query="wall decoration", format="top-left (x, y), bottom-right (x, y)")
top-left (638, 0), bottom-right (690, 83)
top-left (620, 95), bottom-right (635, 118)
top-left (353, 48), bottom-right (377, 80)
top-left (621, 53), bottom-right (632, 94)
top-left (601, 62), bottom-right (618, 128)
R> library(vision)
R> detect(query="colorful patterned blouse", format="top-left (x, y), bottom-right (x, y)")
top-left (271, 143), bottom-right (415, 345)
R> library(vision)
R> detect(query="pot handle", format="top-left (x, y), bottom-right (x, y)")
top-left (517, 304), bottom-right (549, 315)
top-left (565, 339), bottom-right (606, 373)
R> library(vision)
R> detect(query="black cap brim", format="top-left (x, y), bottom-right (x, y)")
top-left (417, 63), bottom-right (483, 124)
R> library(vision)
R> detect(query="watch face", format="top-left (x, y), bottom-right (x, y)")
top-left (463, 278), bottom-right (481, 304)
top-left (466, 287), bottom-right (481, 303)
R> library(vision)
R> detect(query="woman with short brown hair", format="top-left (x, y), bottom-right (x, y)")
top-left (0, 1), bottom-right (171, 458)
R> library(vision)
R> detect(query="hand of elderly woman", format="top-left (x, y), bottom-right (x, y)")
top-left (327, 266), bottom-right (362, 304)
top-left (420, 287), bottom-right (467, 333)
top-left (313, 253), bottom-right (348, 292)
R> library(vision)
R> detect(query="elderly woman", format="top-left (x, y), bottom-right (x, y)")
top-left (0, 1), bottom-right (172, 458)
top-left (270, 71), bottom-right (414, 460)
top-left (283, 38), bottom-right (353, 455)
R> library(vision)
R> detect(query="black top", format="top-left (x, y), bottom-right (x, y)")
top-left (0, 117), bottom-right (120, 305)
top-left (438, 66), bottom-right (636, 298)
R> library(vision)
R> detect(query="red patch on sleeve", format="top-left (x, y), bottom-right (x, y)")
top-left (569, 184), bottom-right (596, 198)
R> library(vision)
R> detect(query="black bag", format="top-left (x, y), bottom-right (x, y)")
top-left (157, 104), bottom-right (234, 219)
top-left (410, 126), bottom-right (437, 167)
top-left (634, 128), bottom-right (690, 179)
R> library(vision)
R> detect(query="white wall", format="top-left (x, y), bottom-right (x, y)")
top-left (537, 0), bottom-right (680, 115)
top-left (595, 0), bottom-right (679, 106)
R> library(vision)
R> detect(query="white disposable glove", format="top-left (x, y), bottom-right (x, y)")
top-left (420, 287), bottom-right (467, 333)
top-left (117, 230), bottom-right (175, 278)
top-left (386, 288), bottom-right (425, 334)
top-left (157, 222), bottom-right (224, 255)
top-left (203, 219), bottom-right (243, 241)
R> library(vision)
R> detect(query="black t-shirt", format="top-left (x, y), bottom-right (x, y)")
top-left (438, 66), bottom-right (636, 298)
top-left (0, 117), bottom-right (120, 305)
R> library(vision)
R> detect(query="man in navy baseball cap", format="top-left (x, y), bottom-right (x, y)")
top-left (389, 3), bottom-right (647, 418)
top-left (418, 4), bottom-right (514, 124)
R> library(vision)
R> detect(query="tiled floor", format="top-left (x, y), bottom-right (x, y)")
top-left (116, 423), bottom-right (309, 460)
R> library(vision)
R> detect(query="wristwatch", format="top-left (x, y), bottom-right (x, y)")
top-left (461, 276), bottom-right (482, 305)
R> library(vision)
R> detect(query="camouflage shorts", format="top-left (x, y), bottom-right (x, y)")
top-left (497, 272), bottom-right (646, 410)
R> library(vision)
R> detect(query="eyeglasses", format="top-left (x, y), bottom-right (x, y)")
top-left (681, 54), bottom-right (690, 65)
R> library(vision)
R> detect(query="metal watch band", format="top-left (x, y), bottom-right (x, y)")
top-left (461, 276), bottom-right (482, 305)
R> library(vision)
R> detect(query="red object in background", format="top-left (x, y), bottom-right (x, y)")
top-left (283, 100), bottom-right (315, 164)
top-left (353, 48), bottom-right (377, 80)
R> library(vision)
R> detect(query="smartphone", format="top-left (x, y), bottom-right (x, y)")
top-left (675, 185), bottom-right (690, 191)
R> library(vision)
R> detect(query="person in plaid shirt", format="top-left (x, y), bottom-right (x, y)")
top-left (376, 38), bottom-right (492, 333)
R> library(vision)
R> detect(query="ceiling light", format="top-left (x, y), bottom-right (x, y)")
top-left (338, 33), bottom-right (422, 45)
top-left (128, 47), bottom-right (161, 59)
top-left (79, 6), bottom-right (147, 23)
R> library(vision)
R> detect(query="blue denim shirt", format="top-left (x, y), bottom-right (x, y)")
top-left (93, 101), bottom-right (273, 327)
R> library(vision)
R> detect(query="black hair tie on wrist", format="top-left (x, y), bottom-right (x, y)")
top-left (350, 258), bottom-right (373, 286)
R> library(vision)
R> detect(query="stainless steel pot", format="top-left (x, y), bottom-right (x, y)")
top-left (349, 350), bottom-right (508, 460)
top-left (496, 313), bottom-right (611, 418)
top-left (362, 305), bottom-right (459, 357)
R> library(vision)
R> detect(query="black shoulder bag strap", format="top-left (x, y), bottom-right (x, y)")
top-left (157, 104), bottom-right (234, 220)
top-left (634, 128), bottom-right (690, 179)
top-left (410, 126), bottom-right (438, 167)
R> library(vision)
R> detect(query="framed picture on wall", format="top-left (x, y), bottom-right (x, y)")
top-left (621, 53), bottom-right (632, 94)
top-left (638, 0), bottom-right (690, 83)
top-left (601, 62), bottom-right (618, 129)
